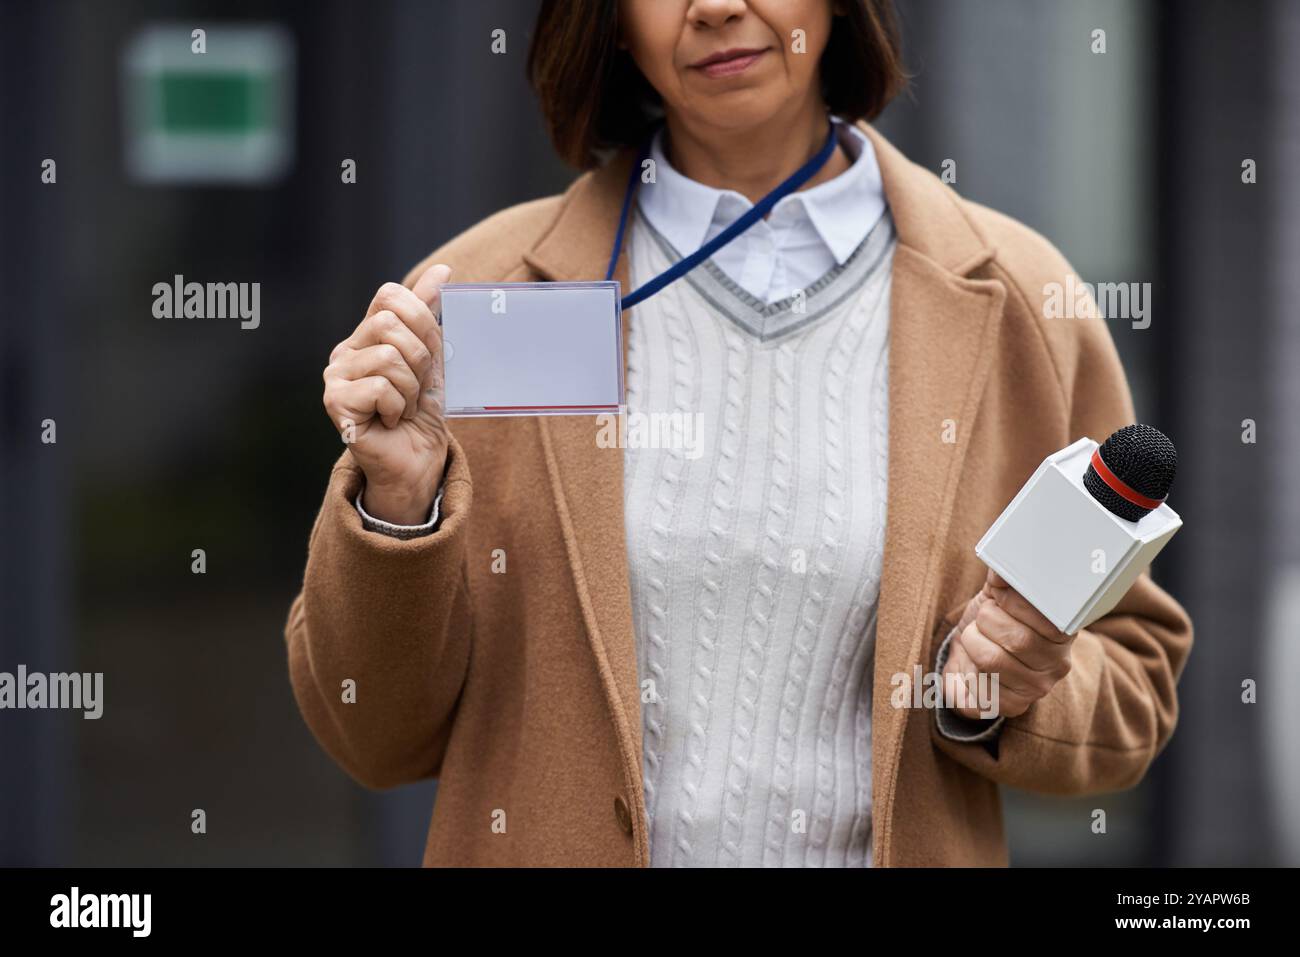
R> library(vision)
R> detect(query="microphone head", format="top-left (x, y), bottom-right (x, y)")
top-left (1083, 424), bottom-right (1178, 522)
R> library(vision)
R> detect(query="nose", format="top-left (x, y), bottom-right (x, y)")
top-left (687, 0), bottom-right (748, 30)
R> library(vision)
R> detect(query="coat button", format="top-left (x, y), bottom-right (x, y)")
top-left (614, 795), bottom-right (633, 835)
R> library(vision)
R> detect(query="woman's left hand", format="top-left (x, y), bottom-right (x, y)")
top-left (942, 569), bottom-right (1075, 720)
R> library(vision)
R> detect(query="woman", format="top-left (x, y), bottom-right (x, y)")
top-left (286, 0), bottom-right (1192, 867)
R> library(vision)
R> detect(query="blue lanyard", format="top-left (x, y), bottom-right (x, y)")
top-left (604, 120), bottom-right (840, 309)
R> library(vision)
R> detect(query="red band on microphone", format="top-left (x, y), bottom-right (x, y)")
top-left (1090, 449), bottom-right (1165, 510)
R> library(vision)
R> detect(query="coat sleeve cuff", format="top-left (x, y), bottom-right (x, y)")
top-left (933, 627), bottom-right (1006, 745)
top-left (354, 482), bottom-right (445, 539)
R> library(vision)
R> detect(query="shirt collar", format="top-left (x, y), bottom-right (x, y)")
top-left (637, 115), bottom-right (887, 266)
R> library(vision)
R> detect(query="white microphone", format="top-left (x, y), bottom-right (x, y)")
top-left (975, 424), bottom-right (1182, 635)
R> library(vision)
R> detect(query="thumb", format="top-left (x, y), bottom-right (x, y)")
top-left (411, 262), bottom-right (453, 317)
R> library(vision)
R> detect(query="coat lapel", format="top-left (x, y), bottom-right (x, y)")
top-left (523, 125), bottom-right (1007, 868)
top-left (523, 153), bottom-right (651, 862)
top-left (859, 124), bottom-right (1006, 865)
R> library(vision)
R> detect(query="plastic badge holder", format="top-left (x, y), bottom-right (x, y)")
top-left (438, 281), bottom-right (624, 417)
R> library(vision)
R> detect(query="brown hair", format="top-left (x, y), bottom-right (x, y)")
top-left (527, 0), bottom-right (907, 169)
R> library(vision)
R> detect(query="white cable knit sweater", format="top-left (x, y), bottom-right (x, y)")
top-left (623, 206), bottom-right (897, 867)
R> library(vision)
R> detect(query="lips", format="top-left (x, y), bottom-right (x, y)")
top-left (690, 47), bottom-right (769, 78)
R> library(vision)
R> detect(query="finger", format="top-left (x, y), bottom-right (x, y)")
top-left (976, 567), bottom-right (1003, 602)
top-left (362, 282), bottom-right (440, 351)
top-left (343, 310), bottom-right (441, 395)
top-left (942, 642), bottom-right (986, 718)
top-left (326, 344), bottom-right (421, 419)
top-left (989, 582), bottom-right (1070, 644)
top-left (994, 685), bottom-right (1037, 718)
top-left (952, 584), bottom-right (993, 638)
top-left (974, 601), bottom-right (1069, 674)
top-left (957, 623), bottom-right (1042, 698)
top-left (325, 375), bottom-right (407, 431)
top-left (944, 642), bottom-right (1022, 720)
top-left (410, 262), bottom-right (453, 319)
top-left (335, 313), bottom-right (433, 387)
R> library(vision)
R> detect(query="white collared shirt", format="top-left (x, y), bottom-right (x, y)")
top-left (635, 116), bottom-right (887, 305)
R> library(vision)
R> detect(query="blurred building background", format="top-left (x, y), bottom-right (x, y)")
top-left (1, 0), bottom-right (1295, 866)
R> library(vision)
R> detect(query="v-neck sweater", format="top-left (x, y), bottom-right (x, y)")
top-left (623, 206), bottom-right (897, 866)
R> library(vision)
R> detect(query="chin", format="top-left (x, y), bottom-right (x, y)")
top-left (686, 92), bottom-right (791, 135)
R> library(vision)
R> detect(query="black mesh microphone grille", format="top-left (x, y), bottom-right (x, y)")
top-left (1083, 424), bottom-right (1178, 522)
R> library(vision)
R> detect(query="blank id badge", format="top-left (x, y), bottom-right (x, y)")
top-left (438, 281), bottom-right (624, 417)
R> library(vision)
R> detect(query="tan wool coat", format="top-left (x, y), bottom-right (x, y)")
top-left (284, 121), bottom-right (1193, 867)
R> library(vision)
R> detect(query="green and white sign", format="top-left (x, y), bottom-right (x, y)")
top-left (123, 24), bottom-right (294, 184)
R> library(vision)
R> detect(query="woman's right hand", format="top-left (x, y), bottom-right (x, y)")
top-left (322, 263), bottom-right (453, 525)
